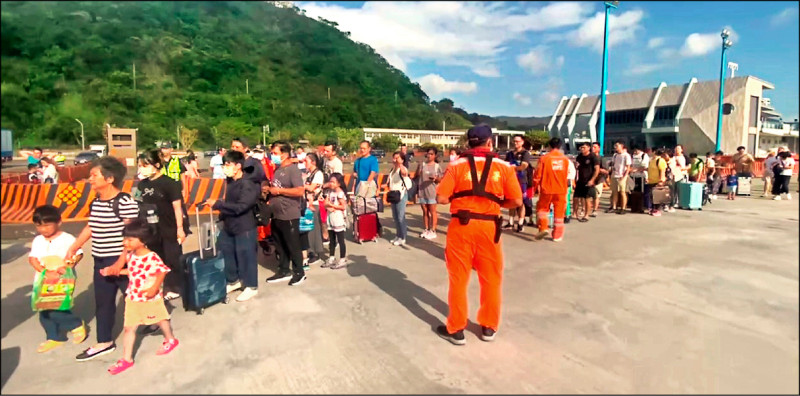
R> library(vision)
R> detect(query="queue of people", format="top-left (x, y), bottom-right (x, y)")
top-left (24, 127), bottom-right (799, 374)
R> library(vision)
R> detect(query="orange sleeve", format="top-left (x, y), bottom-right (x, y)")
top-left (533, 156), bottom-right (544, 186)
top-left (503, 164), bottom-right (523, 200)
top-left (436, 164), bottom-right (457, 199)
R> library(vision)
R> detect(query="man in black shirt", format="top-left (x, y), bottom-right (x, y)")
top-left (231, 137), bottom-right (267, 185)
top-left (591, 142), bottom-right (609, 217)
top-left (574, 142), bottom-right (600, 222)
top-left (504, 135), bottom-right (533, 232)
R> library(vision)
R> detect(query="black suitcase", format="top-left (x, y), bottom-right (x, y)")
top-left (181, 207), bottom-right (228, 314)
top-left (627, 175), bottom-right (646, 213)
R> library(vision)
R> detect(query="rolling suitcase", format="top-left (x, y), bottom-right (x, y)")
top-left (181, 207), bottom-right (228, 315)
top-left (652, 186), bottom-right (672, 206)
top-left (736, 177), bottom-right (752, 196)
top-left (677, 181), bottom-right (703, 210)
top-left (353, 212), bottom-right (381, 243)
top-left (627, 175), bottom-right (645, 213)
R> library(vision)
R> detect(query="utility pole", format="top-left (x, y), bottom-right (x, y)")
top-left (262, 125), bottom-right (267, 146)
top-left (75, 119), bottom-right (85, 150)
top-left (246, 79), bottom-right (249, 94)
top-left (395, 90), bottom-right (398, 104)
top-left (327, 87), bottom-right (331, 101)
top-left (443, 120), bottom-right (446, 131)
top-left (132, 62), bottom-right (136, 92)
top-left (177, 124), bottom-right (181, 150)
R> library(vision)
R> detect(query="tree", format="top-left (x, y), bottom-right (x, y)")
top-left (179, 125), bottom-right (199, 150)
top-left (370, 134), bottom-right (402, 152)
top-left (526, 129), bottom-right (550, 150)
top-left (334, 127), bottom-right (363, 153)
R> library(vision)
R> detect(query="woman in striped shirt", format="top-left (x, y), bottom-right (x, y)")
top-left (66, 157), bottom-right (139, 362)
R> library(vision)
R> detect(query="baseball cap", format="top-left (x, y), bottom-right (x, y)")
top-left (252, 144), bottom-right (266, 152)
top-left (467, 124), bottom-right (493, 143)
top-left (160, 141), bottom-right (173, 149)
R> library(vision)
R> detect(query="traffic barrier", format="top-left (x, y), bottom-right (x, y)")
top-left (0, 172), bottom-right (427, 224)
top-left (1, 163), bottom-right (92, 184)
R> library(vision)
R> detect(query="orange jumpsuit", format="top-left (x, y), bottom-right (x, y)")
top-left (533, 150), bottom-right (570, 238)
top-left (436, 150), bottom-right (522, 333)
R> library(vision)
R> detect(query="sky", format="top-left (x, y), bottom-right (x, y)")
top-left (296, 1), bottom-right (799, 120)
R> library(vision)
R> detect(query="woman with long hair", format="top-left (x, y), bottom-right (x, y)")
top-left (415, 147), bottom-right (443, 239)
top-left (387, 151), bottom-right (411, 246)
top-left (184, 150), bottom-right (200, 179)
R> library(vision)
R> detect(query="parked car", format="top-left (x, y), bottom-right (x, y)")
top-left (74, 151), bottom-right (99, 165)
top-left (370, 149), bottom-right (385, 159)
top-left (203, 150), bottom-right (217, 158)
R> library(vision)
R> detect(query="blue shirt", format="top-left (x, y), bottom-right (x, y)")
top-left (27, 155), bottom-right (41, 167)
top-left (354, 155), bottom-right (379, 182)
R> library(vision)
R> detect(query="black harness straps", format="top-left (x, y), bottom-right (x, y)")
top-left (448, 154), bottom-right (505, 243)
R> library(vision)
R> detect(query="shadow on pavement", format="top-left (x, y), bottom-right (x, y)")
top-left (346, 255), bottom-right (447, 329)
top-left (1, 346), bottom-right (20, 391)
top-left (1, 243), bottom-right (29, 265)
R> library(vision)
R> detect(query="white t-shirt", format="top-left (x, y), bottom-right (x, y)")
top-left (326, 190), bottom-right (347, 232)
top-left (706, 157), bottom-right (716, 170)
top-left (612, 152), bottom-right (632, 179)
top-left (29, 232), bottom-right (83, 271)
top-left (296, 152), bottom-right (307, 171)
top-left (43, 164), bottom-right (59, 183)
top-left (567, 159), bottom-right (577, 182)
top-left (324, 157), bottom-right (343, 175)
top-left (781, 158), bottom-right (795, 176)
top-left (389, 168), bottom-right (412, 192)
top-left (305, 169), bottom-right (324, 206)
top-left (210, 154), bottom-right (225, 179)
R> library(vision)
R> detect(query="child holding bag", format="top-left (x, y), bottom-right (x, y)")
top-left (29, 205), bottom-right (87, 353)
top-left (322, 173), bottom-right (349, 269)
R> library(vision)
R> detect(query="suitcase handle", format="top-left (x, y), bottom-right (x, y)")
top-left (195, 204), bottom-right (217, 259)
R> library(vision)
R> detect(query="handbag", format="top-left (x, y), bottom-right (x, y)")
top-left (299, 207), bottom-right (315, 233)
top-left (31, 267), bottom-right (76, 311)
top-left (386, 169), bottom-right (409, 204)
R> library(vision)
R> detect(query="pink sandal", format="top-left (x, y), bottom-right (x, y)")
top-left (156, 338), bottom-right (179, 356)
top-left (108, 359), bottom-right (134, 375)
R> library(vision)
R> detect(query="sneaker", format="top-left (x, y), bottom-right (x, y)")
top-left (288, 274), bottom-right (306, 286)
top-left (226, 281), bottom-right (243, 294)
top-left (773, 196), bottom-right (782, 201)
top-left (236, 287), bottom-right (258, 302)
top-left (331, 258), bottom-right (349, 270)
top-left (786, 193), bottom-right (792, 200)
top-left (436, 325), bottom-right (466, 346)
top-left (71, 322), bottom-right (87, 344)
top-left (156, 338), bottom-right (179, 356)
top-left (479, 326), bottom-right (496, 342)
top-left (711, 195), bottom-right (718, 200)
top-left (502, 222), bottom-right (513, 229)
top-left (652, 210), bottom-right (662, 217)
top-left (534, 230), bottom-right (549, 241)
top-left (322, 240), bottom-right (330, 247)
top-left (552, 228), bottom-right (564, 242)
top-left (420, 230), bottom-right (430, 239)
top-left (107, 359), bottom-right (134, 375)
top-left (389, 237), bottom-right (399, 244)
top-left (322, 257), bottom-right (337, 268)
top-left (605, 208), bottom-right (616, 214)
top-left (428, 231), bottom-right (437, 240)
top-left (308, 256), bottom-right (324, 266)
top-left (266, 271), bottom-right (292, 284)
top-left (302, 258), bottom-right (310, 272)
top-left (76, 343), bottom-right (116, 362)
top-left (392, 239), bottom-right (406, 246)
top-left (668, 207), bottom-right (676, 213)
top-left (164, 292), bottom-right (181, 301)
top-left (37, 340), bottom-right (65, 353)
top-left (589, 211), bottom-right (597, 218)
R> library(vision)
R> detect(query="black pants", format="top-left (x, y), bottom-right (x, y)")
top-left (93, 255), bottom-right (128, 343)
top-left (40, 310), bottom-right (82, 342)
top-left (773, 174), bottom-right (791, 195)
top-left (272, 218), bottom-right (304, 276)
top-left (149, 232), bottom-right (183, 294)
top-left (328, 230), bottom-right (346, 259)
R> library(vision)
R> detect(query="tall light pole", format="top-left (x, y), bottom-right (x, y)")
top-left (74, 119), bottom-right (84, 150)
top-left (597, 1), bottom-right (618, 154)
top-left (715, 29), bottom-right (733, 152)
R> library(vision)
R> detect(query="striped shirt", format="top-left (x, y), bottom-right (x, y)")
top-left (89, 193), bottom-right (139, 258)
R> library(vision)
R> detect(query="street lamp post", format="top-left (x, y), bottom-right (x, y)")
top-left (597, 1), bottom-right (619, 154)
top-left (714, 29), bottom-right (733, 152)
top-left (74, 119), bottom-right (84, 151)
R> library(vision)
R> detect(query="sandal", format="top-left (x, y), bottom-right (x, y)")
top-left (108, 359), bottom-right (134, 375)
top-left (71, 321), bottom-right (88, 344)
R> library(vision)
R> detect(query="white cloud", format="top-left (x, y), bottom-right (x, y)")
top-left (647, 37), bottom-right (665, 49)
top-left (771, 7), bottom-right (798, 26)
top-left (513, 93), bottom-right (532, 106)
top-left (415, 74), bottom-right (478, 97)
top-left (552, 9), bottom-right (644, 53)
top-left (537, 77), bottom-right (564, 109)
top-left (679, 27), bottom-right (738, 58)
top-left (516, 45), bottom-right (565, 76)
top-left (625, 63), bottom-right (665, 76)
top-left (298, 1), bottom-right (594, 77)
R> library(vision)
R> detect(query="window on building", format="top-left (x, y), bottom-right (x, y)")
top-left (749, 96), bottom-right (759, 127)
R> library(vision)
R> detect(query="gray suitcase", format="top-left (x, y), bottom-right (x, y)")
top-left (736, 177), bottom-right (751, 196)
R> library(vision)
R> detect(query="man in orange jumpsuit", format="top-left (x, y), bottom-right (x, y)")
top-left (436, 124), bottom-right (522, 345)
top-left (533, 137), bottom-right (570, 242)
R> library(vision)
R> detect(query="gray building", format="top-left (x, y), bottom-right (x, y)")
top-left (548, 75), bottom-right (798, 156)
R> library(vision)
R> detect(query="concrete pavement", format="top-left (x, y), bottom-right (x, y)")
top-left (1, 179), bottom-right (798, 394)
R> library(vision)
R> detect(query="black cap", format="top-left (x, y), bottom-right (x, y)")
top-left (160, 141), bottom-right (173, 149)
top-left (252, 144), bottom-right (266, 153)
top-left (467, 124), bottom-right (493, 143)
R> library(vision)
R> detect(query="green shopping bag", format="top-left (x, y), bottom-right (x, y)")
top-left (31, 268), bottom-right (76, 311)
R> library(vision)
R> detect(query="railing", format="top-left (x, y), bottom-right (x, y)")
top-left (643, 119), bottom-right (679, 128)
top-left (761, 120), bottom-right (783, 130)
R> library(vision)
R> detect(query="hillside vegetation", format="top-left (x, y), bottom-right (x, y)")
top-left (1, 1), bottom-right (476, 151)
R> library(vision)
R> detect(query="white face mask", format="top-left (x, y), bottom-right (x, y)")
top-left (223, 165), bottom-right (237, 178)
top-left (138, 166), bottom-right (156, 180)
top-left (251, 152), bottom-right (264, 160)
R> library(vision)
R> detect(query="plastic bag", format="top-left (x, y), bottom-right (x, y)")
top-left (31, 268), bottom-right (76, 312)
top-left (299, 207), bottom-right (315, 233)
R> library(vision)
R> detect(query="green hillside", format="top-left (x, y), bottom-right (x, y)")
top-left (0, 1), bottom-right (473, 151)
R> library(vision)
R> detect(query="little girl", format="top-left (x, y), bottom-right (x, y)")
top-left (321, 173), bottom-right (348, 270)
top-left (101, 219), bottom-right (179, 375)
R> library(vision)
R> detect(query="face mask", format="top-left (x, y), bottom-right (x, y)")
top-left (251, 152), bottom-right (264, 160)
top-left (223, 166), bottom-right (237, 178)
top-left (138, 166), bottom-right (155, 180)
top-left (270, 154), bottom-right (282, 167)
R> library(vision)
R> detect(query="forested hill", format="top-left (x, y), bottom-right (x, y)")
top-left (0, 1), bottom-right (474, 150)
